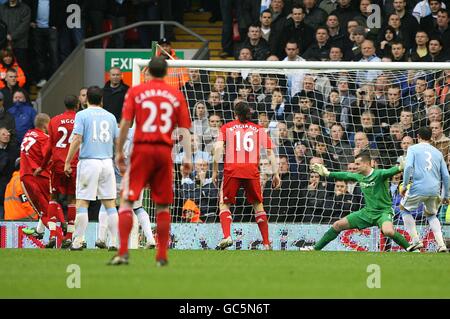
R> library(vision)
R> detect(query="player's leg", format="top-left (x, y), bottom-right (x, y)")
top-left (423, 197), bottom-right (447, 252)
top-left (400, 194), bottom-right (422, 248)
top-left (217, 175), bottom-right (240, 249)
top-left (96, 204), bottom-right (109, 248)
top-left (70, 199), bottom-right (90, 250)
top-left (379, 220), bottom-right (411, 251)
top-left (309, 216), bottom-right (352, 251)
top-left (46, 192), bottom-right (62, 248)
top-left (63, 195), bottom-right (77, 244)
top-left (245, 178), bottom-right (270, 249)
top-left (133, 191), bottom-right (156, 248)
top-left (98, 159), bottom-right (119, 250)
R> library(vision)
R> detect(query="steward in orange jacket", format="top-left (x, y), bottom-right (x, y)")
top-left (4, 171), bottom-right (37, 220)
top-left (0, 49), bottom-right (26, 89)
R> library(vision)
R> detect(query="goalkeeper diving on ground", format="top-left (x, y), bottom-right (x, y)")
top-left (301, 151), bottom-right (421, 252)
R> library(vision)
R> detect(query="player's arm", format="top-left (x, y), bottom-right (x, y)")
top-left (34, 123), bottom-right (53, 176)
top-left (311, 163), bottom-right (359, 181)
top-left (116, 119), bottom-right (132, 175)
top-left (64, 134), bottom-right (82, 177)
top-left (440, 155), bottom-right (450, 204)
top-left (267, 148), bottom-right (281, 189)
top-left (379, 165), bottom-right (402, 179)
top-left (401, 149), bottom-right (415, 196)
top-left (211, 140), bottom-right (224, 187)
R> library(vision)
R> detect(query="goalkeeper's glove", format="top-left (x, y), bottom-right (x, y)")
top-left (398, 156), bottom-right (406, 171)
top-left (311, 163), bottom-right (330, 177)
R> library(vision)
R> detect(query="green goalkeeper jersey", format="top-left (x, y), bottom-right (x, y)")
top-left (329, 166), bottom-right (400, 213)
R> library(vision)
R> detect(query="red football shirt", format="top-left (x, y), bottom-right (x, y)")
top-left (218, 120), bottom-right (273, 179)
top-left (122, 78), bottom-right (191, 146)
top-left (20, 128), bottom-right (50, 178)
top-left (42, 110), bottom-right (78, 173)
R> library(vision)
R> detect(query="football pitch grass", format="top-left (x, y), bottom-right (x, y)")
top-left (1, 249), bottom-right (449, 298)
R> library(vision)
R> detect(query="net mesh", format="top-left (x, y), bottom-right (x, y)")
top-left (138, 64), bottom-right (450, 229)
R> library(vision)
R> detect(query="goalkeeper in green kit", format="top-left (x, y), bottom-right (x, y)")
top-left (301, 152), bottom-right (417, 252)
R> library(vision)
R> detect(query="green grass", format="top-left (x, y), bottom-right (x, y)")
top-left (0, 249), bottom-right (449, 298)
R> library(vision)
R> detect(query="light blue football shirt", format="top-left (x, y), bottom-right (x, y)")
top-left (403, 142), bottom-right (450, 198)
top-left (73, 106), bottom-right (118, 159)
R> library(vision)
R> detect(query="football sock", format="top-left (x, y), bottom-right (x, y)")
top-left (156, 210), bottom-right (171, 261)
top-left (48, 201), bottom-right (59, 238)
top-left (66, 204), bottom-right (76, 240)
top-left (106, 207), bottom-right (119, 248)
top-left (427, 215), bottom-right (446, 248)
top-left (219, 210), bottom-right (232, 238)
top-left (314, 227), bottom-right (339, 250)
top-left (98, 205), bottom-right (108, 242)
top-left (36, 218), bottom-right (46, 234)
top-left (56, 203), bottom-right (65, 224)
top-left (391, 232), bottom-right (410, 250)
top-left (118, 207), bottom-right (133, 256)
top-left (402, 213), bottom-right (419, 243)
top-left (135, 207), bottom-right (155, 245)
top-left (72, 208), bottom-right (88, 248)
top-left (255, 211), bottom-right (270, 245)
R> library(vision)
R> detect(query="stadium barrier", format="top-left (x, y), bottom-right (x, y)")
top-left (1, 221), bottom-right (448, 252)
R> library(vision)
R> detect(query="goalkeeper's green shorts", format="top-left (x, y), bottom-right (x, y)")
top-left (346, 208), bottom-right (393, 230)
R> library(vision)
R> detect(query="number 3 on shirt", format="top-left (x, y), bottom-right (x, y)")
top-left (425, 151), bottom-right (432, 171)
top-left (142, 101), bottom-right (173, 134)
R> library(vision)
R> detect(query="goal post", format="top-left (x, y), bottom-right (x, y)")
top-left (131, 58), bottom-right (450, 251)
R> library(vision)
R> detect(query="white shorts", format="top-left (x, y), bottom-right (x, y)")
top-left (400, 192), bottom-right (440, 215)
top-left (76, 158), bottom-right (117, 201)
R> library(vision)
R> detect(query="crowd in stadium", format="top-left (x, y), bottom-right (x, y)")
top-left (1, 0), bottom-right (450, 227)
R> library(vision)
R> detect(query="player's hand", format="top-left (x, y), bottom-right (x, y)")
top-left (272, 173), bottom-right (281, 189)
top-left (442, 198), bottom-right (449, 205)
top-left (311, 163), bottom-right (330, 177)
top-left (64, 162), bottom-right (72, 177)
top-left (115, 151), bottom-right (126, 175)
top-left (400, 187), bottom-right (407, 197)
top-left (398, 157), bottom-right (406, 171)
top-left (33, 167), bottom-right (43, 177)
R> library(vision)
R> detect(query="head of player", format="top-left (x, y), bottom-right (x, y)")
top-left (234, 101), bottom-right (251, 123)
top-left (354, 151), bottom-right (372, 176)
top-left (86, 86), bottom-right (104, 108)
top-left (64, 95), bottom-right (79, 112)
top-left (35, 113), bottom-right (50, 133)
top-left (417, 127), bottom-right (432, 143)
top-left (147, 56), bottom-right (168, 80)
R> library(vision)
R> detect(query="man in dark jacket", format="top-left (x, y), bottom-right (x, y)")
top-left (0, 0), bottom-right (31, 75)
top-left (24, 0), bottom-right (62, 87)
top-left (279, 4), bottom-right (315, 58)
top-left (235, 25), bottom-right (271, 61)
top-left (0, 126), bottom-right (19, 218)
top-left (0, 68), bottom-right (20, 110)
top-left (0, 92), bottom-right (16, 143)
top-left (102, 67), bottom-right (129, 123)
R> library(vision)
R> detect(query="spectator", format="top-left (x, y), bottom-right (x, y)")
top-left (259, 9), bottom-right (280, 57)
top-left (268, 0), bottom-right (287, 37)
top-left (345, 25), bottom-right (366, 61)
top-left (106, 0), bottom-right (127, 48)
top-left (330, 0), bottom-right (359, 33)
top-left (203, 113), bottom-right (222, 154)
top-left (182, 68), bottom-right (208, 110)
top-left (219, 0), bottom-right (240, 58)
top-left (399, 109), bottom-right (415, 138)
top-left (328, 46), bottom-right (344, 61)
top-left (324, 180), bottom-right (355, 223)
top-left (102, 67), bottom-right (129, 123)
top-left (303, 0), bottom-right (328, 30)
top-left (78, 87), bottom-right (88, 110)
top-left (380, 13), bottom-right (413, 50)
top-left (435, 69), bottom-right (450, 104)
top-left (427, 106), bottom-right (448, 134)
top-left (291, 74), bottom-right (325, 110)
top-left (235, 25), bottom-right (271, 61)
top-left (419, 0), bottom-right (444, 30)
top-left (283, 41), bottom-right (306, 97)
top-left (397, 134), bottom-right (414, 163)
top-left (373, 74), bottom-right (391, 105)
top-left (0, 69), bottom-right (20, 110)
top-left (431, 8), bottom-right (450, 51)
top-left (356, 40), bottom-right (381, 86)
top-left (0, 48), bottom-right (26, 89)
top-left (85, 1), bottom-right (107, 47)
top-left (377, 26), bottom-right (398, 58)
top-left (175, 134), bottom-right (211, 164)
top-left (326, 14), bottom-right (345, 48)
top-left (409, 30), bottom-right (430, 62)
top-left (237, 47), bottom-right (253, 62)
top-left (336, 77), bottom-right (355, 129)
top-left (329, 123), bottom-right (353, 169)
top-left (276, 121), bottom-right (295, 158)
top-left (380, 85), bottom-right (404, 127)
top-left (288, 111), bottom-right (307, 143)
top-left (300, 170), bottom-right (328, 222)
top-left (265, 87), bottom-right (289, 122)
top-left (296, 94), bottom-right (321, 124)
top-left (392, 0), bottom-right (419, 43)
top-left (320, 108), bottom-right (337, 138)
top-left (345, 161), bottom-right (364, 199)
top-left (0, 126), bottom-right (18, 218)
top-left (212, 75), bottom-right (230, 103)
top-left (352, 131), bottom-right (380, 160)
top-left (58, 0), bottom-right (85, 63)
top-left (0, 92), bottom-right (15, 142)
top-left (423, 37), bottom-right (449, 61)
top-left (26, 0), bottom-right (60, 88)
top-left (279, 4), bottom-right (314, 58)
top-left (290, 140), bottom-right (309, 182)
top-left (303, 122), bottom-right (321, 150)
top-left (430, 120), bottom-right (450, 164)
top-left (416, 88), bottom-right (440, 125)
top-left (0, 0), bottom-right (31, 77)
top-left (319, 0), bottom-right (338, 14)
top-left (7, 90), bottom-right (35, 144)
top-left (302, 26), bottom-right (331, 61)
top-left (353, 0), bottom-right (381, 40)
top-left (376, 122), bottom-right (404, 166)
top-left (191, 101), bottom-right (209, 137)
top-left (409, 76), bottom-right (427, 111)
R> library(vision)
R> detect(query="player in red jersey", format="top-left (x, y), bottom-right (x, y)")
top-left (212, 102), bottom-right (281, 250)
top-left (108, 56), bottom-right (192, 266)
top-left (35, 96), bottom-right (79, 248)
top-left (20, 113), bottom-right (51, 237)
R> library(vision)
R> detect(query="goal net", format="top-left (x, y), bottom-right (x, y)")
top-left (133, 59), bottom-right (450, 250)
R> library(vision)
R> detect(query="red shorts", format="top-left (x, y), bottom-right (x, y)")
top-left (122, 144), bottom-right (173, 205)
top-left (221, 175), bottom-right (263, 205)
top-left (51, 170), bottom-right (76, 196)
top-left (21, 175), bottom-right (50, 216)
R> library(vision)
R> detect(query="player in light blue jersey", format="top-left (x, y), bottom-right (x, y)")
top-left (64, 86), bottom-right (120, 250)
top-left (401, 127), bottom-right (449, 252)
